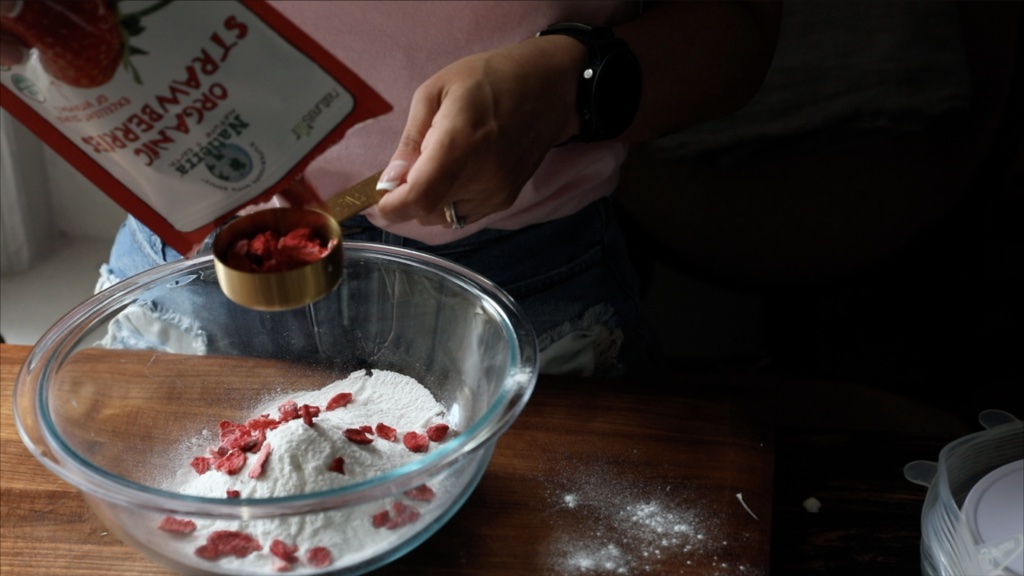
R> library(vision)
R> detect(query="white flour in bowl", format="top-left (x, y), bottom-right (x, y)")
top-left (158, 368), bottom-right (452, 573)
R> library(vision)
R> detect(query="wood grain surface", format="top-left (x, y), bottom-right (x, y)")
top-left (1, 343), bottom-right (774, 575)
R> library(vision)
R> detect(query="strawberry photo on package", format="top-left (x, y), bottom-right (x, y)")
top-left (0, 0), bottom-right (391, 256)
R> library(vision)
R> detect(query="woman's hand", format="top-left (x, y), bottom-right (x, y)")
top-left (372, 1), bottom-right (782, 230)
top-left (374, 34), bottom-right (586, 228)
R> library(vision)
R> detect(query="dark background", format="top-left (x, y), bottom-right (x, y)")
top-left (616, 3), bottom-right (1021, 573)
top-left (617, 0), bottom-right (1022, 431)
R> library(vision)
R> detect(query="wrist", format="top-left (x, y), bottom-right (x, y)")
top-left (538, 23), bottom-right (643, 144)
top-left (528, 33), bottom-right (588, 145)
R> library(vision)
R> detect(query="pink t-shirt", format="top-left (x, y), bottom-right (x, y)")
top-left (271, 1), bottom-right (636, 245)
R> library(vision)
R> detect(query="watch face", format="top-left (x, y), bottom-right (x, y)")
top-left (591, 47), bottom-right (642, 139)
top-left (538, 25), bottom-right (642, 142)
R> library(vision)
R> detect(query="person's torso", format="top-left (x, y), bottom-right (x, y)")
top-left (271, 0), bottom-right (636, 244)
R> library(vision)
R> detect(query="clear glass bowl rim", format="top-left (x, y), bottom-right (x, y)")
top-left (14, 242), bottom-right (538, 519)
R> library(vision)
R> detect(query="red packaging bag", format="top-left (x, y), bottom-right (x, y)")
top-left (0, 0), bottom-right (391, 256)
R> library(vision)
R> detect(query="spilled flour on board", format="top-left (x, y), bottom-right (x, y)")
top-left (542, 457), bottom-right (763, 576)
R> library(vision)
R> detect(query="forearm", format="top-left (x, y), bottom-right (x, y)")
top-left (372, 1), bottom-right (783, 226)
top-left (615, 1), bottom-right (783, 142)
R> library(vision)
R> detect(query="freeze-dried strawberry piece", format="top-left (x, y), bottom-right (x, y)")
top-left (325, 392), bottom-right (353, 411)
top-left (359, 424), bottom-right (374, 434)
top-left (387, 501), bottom-right (422, 529)
top-left (218, 420), bottom-right (247, 445)
top-left (229, 228), bottom-right (335, 273)
top-left (248, 442), bottom-right (273, 479)
top-left (328, 456), bottom-right (346, 475)
top-left (371, 509), bottom-right (390, 529)
top-left (218, 420), bottom-right (245, 438)
top-left (194, 530), bottom-right (262, 560)
top-left (248, 231), bottom-right (279, 261)
top-left (375, 423), bottom-right (397, 441)
top-left (191, 456), bottom-right (212, 475)
top-left (403, 432), bottom-right (429, 453)
top-left (404, 484), bottom-right (436, 503)
top-left (251, 429), bottom-right (268, 452)
top-left (219, 421), bottom-right (262, 453)
top-left (158, 516), bottom-right (197, 534)
top-left (300, 404), bottom-right (320, 427)
top-left (278, 228), bottom-right (334, 270)
top-left (213, 448), bottom-right (246, 476)
top-left (270, 539), bottom-right (299, 564)
top-left (278, 400), bottom-right (300, 422)
top-left (426, 423), bottom-right (450, 442)
top-left (306, 546), bottom-right (333, 568)
top-left (226, 489), bottom-right (241, 499)
top-left (246, 414), bottom-right (280, 432)
top-left (343, 428), bottom-right (373, 445)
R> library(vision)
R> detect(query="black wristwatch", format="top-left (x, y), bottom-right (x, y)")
top-left (538, 22), bottom-right (642, 143)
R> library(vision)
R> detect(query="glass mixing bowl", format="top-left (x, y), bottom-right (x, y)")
top-left (14, 242), bottom-right (537, 575)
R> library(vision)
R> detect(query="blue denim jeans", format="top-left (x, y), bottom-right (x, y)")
top-left (98, 198), bottom-right (646, 376)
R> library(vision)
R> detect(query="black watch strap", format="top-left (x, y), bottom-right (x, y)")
top-left (538, 22), bottom-right (642, 143)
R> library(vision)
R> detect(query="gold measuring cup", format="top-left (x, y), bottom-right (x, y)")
top-left (213, 171), bottom-right (382, 311)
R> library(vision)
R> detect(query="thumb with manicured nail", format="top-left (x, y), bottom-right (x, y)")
top-left (376, 159), bottom-right (411, 194)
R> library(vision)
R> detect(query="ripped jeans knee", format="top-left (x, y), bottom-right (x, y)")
top-left (538, 304), bottom-right (625, 378)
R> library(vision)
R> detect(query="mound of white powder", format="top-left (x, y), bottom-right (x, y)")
top-left (159, 369), bottom-right (452, 574)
